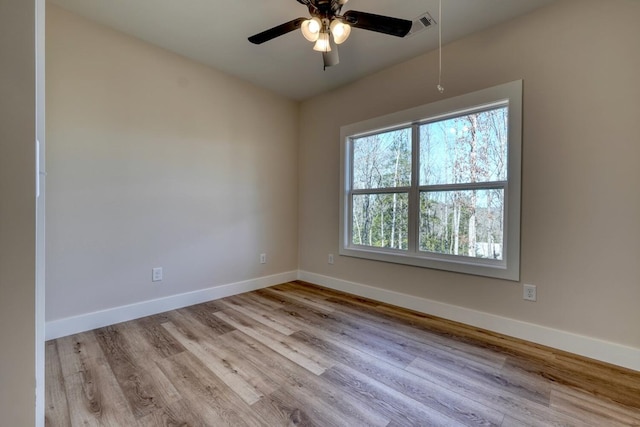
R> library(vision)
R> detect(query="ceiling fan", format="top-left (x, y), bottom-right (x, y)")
top-left (248, 0), bottom-right (412, 69)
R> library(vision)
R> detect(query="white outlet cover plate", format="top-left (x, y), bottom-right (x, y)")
top-left (152, 267), bottom-right (163, 282)
top-left (523, 284), bottom-right (536, 301)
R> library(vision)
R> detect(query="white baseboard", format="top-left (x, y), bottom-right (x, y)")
top-left (297, 270), bottom-right (640, 372)
top-left (45, 271), bottom-right (298, 340)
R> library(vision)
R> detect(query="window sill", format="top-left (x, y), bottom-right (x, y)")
top-left (339, 246), bottom-right (519, 281)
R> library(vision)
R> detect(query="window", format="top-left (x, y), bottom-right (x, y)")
top-left (340, 81), bottom-right (522, 280)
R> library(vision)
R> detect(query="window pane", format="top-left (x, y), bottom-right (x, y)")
top-left (352, 193), bottom-right (408, 250)
top-left (352, 127), bottom-right (411, 190)
top-left (419, 189), bottom-right (504, 260)
top-left (419, 107), bottom-right (508, 186)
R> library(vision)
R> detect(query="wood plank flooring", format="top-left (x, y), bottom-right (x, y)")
top-left (45, 281), bottom-right (640, 426)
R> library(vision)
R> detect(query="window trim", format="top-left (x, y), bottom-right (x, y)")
top-left (339, 80), bottom-right (522, 281)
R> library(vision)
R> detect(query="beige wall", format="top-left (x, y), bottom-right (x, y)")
top-left (46, 6), bottom-right (299, 321)
top-left (0, 0), bottom-right (37, 424)
top-left (299, 0), bottom-right (640, 349)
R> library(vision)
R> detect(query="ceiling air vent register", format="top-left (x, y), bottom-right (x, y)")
top-left (408, 12), bottom-right (436, 36)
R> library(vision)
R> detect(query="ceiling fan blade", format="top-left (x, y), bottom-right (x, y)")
top-left (248, 18), bottom-right (307, 44)
top-left (323, 41), bottom-right (339, 69)
top-left (342, 10), bottom-right (412, 38)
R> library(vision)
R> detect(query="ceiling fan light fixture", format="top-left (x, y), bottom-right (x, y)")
top-left (330, 19), bottom-right (351, 44)
top-left (313, 32), bottom-right (331, 52)
top-left (301, 17), bottom-right (322, 42)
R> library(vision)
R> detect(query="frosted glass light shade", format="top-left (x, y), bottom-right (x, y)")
top-left (313, 32), bottom-right (331, 52)
top-left (301, 17), bottom-right (322, 42)
top-left (330, 20), bottom-right (351, 44)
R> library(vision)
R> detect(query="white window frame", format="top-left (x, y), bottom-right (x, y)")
top-left (339, 80), bottom-right (522, 281)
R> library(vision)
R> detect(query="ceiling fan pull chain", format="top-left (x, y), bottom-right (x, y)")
top-left (437, 0), bottom-right (445, 94)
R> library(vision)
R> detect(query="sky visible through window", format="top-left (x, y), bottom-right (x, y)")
top-left (419, 108), bottom-right (508, 187)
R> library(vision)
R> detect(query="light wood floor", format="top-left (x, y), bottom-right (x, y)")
top-left (46, 281), bottom-right (640, 426)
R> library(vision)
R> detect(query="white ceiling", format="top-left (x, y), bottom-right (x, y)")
top-left (49, 0), bottom-right (557, 100)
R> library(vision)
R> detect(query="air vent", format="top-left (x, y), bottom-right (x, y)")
top-left (407, 12), bottom-right (436, 37)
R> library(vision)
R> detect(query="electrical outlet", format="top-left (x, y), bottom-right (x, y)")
top-left (328, 254), bottom-right (334, 264)
top-left (523, 284), bottom-right (536, 301)
top-left (260, 253), bottom-right (266, 264)
top-left (152, 267), bottom-right (163, 282)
